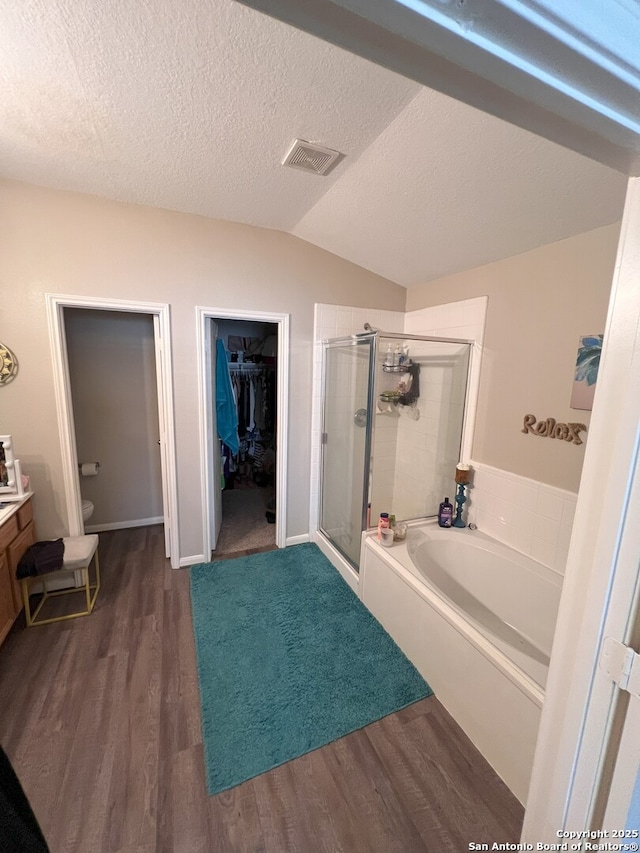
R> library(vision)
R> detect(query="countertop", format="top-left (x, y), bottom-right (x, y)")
top-left (0, 492), bottom-right (33, 527)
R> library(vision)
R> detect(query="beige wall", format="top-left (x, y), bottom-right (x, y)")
top-left (406, 224), bottom-right (621, 492)
top-left (1, 180), bottom-right (406, 560)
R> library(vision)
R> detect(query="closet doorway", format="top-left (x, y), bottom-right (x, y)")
top-left (197, 308), bottom-right (289, 560)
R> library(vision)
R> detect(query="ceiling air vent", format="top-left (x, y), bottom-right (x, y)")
top-left (282, 139), bottom-right (343, 176)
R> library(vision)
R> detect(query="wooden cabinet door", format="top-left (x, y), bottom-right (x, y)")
top-left (0, 551), bottom-right (17, 645)
top-left (7, 522), bottom-right (36, 614)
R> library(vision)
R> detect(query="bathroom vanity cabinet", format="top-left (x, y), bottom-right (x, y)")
top-left (0, 495), bottom-right (35, 646)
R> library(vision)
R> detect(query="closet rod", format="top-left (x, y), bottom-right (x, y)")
top-left (227, 363), bottom-right (274, 371)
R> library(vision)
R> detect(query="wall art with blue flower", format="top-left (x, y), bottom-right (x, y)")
top-left (571, 334), bottom-right (603, 411)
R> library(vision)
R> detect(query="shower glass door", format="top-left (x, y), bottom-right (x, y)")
top-left (320, 335), bottom-right (374, 571)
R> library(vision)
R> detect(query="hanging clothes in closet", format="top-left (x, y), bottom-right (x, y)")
top-left (215, 339), bottom-right (239, 454)
top-left (221, 364), bottom-right (276, 488)
top-left (231, 367), bottom-right (275, 438)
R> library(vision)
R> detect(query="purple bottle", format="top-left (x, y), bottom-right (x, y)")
top-left (438, 497), bottom-right (453, 528)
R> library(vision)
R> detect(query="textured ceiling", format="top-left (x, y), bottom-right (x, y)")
top-left (0, 0), bottom-right (628, 286)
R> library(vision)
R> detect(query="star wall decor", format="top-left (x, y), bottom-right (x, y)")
top-left (0, 342), bottom-right (18, 384)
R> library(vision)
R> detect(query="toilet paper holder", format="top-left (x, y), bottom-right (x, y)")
top-left (79, 462), bottom-right (101, 475)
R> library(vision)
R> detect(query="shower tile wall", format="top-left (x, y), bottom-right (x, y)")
top-left (467, 461), bottom-right (576, 574)
top-left (392, 298), bottom-right (488, 520)
top-left (404, 297), bottom-right (488, 339)
top-left (388, 339), bottom-right (469, 521)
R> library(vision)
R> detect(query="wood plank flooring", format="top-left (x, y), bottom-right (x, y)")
top-left (0, 526), bottom-right (524, 853)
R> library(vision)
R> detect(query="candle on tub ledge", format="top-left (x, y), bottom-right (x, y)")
top-left (453, 463), bottom-right (471, 528)
top-left (455, 463), bottom-right (471, 485)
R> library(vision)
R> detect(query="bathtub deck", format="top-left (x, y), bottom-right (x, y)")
top-left (0, 525), bottom-right (524, 853)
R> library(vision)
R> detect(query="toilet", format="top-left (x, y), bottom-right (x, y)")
top-left (81, 500), bottom-right (94, 523)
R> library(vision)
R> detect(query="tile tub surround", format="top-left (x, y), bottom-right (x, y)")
top-left (465, 462), bottom-right (576, 574)
top-left (404, 296), bottom-right (487, 343)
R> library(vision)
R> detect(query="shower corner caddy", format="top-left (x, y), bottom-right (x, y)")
top-left (379, 359), bottom-right (419, 408)
top-left (382, 360), bottom-right (413, 373)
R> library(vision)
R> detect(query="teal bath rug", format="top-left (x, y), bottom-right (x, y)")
top-left (190, 542), bottom-right (433, 796)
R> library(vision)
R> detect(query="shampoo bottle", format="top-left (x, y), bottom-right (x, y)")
top-left (377, 512), bottom-right (390, 540)
top-left (384, 344), bottom-right (394, 367)
top-left (438, 497), bottom-right (453, 528)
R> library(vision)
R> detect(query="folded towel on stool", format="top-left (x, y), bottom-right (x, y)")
top-left (16, 540), bottom-right (65, 580)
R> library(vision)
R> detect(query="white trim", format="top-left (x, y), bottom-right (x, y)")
top-left (84, 516), bottom-right (164, 533)
top-left (286, 533), bottom-right (310, 546)
top-left (179, 553), bottom-right (206, 568)
top-left (45, 294), bottom-right (180, 568)
top-left (460, 338), bottom-right (484, 465)
top-left (153, 314), bottom-right (172, 560)
top-left (46, 298), bottom-right (83, 538)
top-left (196, 310), bottom-right (212, 560)
top-left (196, 307), bottom-right (290, 561)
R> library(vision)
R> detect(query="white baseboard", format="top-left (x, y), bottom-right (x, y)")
top-left (179, 554), bottom-right (206, 568)
top-left (84, 516), bottom-right (163, 533)
top-left (286, 533), bottom-right (310, 546)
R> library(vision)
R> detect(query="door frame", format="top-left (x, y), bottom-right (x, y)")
top-left (45, 294), bottom-right (180, 569)
top-left (204, 318), bottom-right (222, 552)
top-left (523, 177), bottom-right (640, 837)
top-left (196, 306), bottom-right (290, 559)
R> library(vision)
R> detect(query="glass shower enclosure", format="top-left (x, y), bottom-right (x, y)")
top-left (319, 331), bottom-right (473, 571)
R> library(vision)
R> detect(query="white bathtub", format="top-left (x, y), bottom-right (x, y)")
top-left (407, 525), bottom-right (562, 689)
top-left (360, 520), bottom-right (563, 804)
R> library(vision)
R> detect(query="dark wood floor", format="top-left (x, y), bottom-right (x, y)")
top-left (0, 526), bottom-right (523, 853)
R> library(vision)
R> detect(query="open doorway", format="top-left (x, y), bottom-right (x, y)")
top-left (46, 294), bottom-right (179, 567)
top-left (197, 307), bottom-right (289, 561)
top-left (212, 317), bottom-right (278, 558)
top-left (64, 308), bottom-right (164, 536)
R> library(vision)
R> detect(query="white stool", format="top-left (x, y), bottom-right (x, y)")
top-left (21, 534), bottom-right (100, 627)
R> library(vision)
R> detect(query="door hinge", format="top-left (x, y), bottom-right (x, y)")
top-left (599, 637), bottom-right (640, 699)
top-left (321, 432), bottom-right (328, 445)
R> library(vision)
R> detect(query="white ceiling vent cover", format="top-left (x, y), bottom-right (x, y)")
top-left (282, 139), bottom-right (343, 176)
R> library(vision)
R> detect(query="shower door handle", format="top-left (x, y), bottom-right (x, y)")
top-left (354, 408), bottom-right (368, 428)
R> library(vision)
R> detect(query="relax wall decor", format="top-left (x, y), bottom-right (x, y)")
top-left (522, 415), bottom-right (587, 445)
